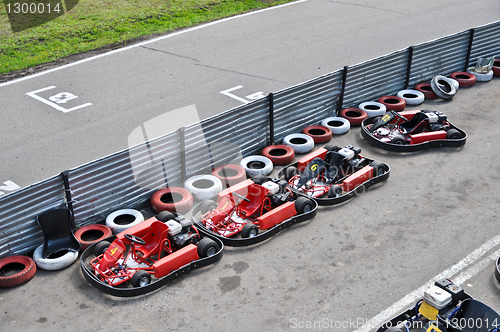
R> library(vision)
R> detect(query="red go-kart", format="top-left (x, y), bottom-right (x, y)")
top-left (90, 213), bottom-right (219, 288)
top-left (198, 178), bottom-right (314, 239)
top-left (366, 109), bottom-right (464, 145)
top-left (283, 143), bottom-right (387, 200)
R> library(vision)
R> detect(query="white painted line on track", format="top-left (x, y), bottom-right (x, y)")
top-left (0, 0), bottom-right (308, 89)
top-left (354, 235), bottom-right (500, 332)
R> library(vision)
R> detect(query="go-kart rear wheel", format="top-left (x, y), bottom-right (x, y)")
top-left (200, 199), bottom-right (218, 214)
top-left (251, 175), bottom-right (267, 185)
top-left (93, 241), bottom-right (111, 257)
top-left (240, 223), bottom-right (259, 238)
top-left (324, 142), bottom-right (340, 152)
top-left (156, 211), bottom-right (175, 222)
top-left (197, 237), bottom-right (220, 257)
top-left (284, 166), bottom-right (298, 182)
top-left (370, 161), bottom-right (386, 177)
top-left (131, 270), bottom-right (151, 288)
top-left (328, 185), bottom-right (342, 198)
top-left (446, 128), bottom-right (462, 140)
top-left (390, 136), bottom-right (405, 145)
top-left (295, 197), bottom-right (314, 214)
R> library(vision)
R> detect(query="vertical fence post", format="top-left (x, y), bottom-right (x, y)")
top-left (464, 28), bottom-right (475, 71)
top-left (179, 127), bottom-right (187, 183)
top-left (61, 170), bottom-right (76, 231)
top-left (404, 46), bottom-right (414, 89)
top-left (337, 66), bottom-right (348, 115)
top-left (268, 92), bottom-right (274, 146)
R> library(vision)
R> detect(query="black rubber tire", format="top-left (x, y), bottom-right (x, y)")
top-left (295, 197), bottom-right (313, 214)
top-left (93, 241), bottom-right (111, 257)
top-left (251, 175), bottom-right (267, 185)
top-left (446, 129), bottom-right (462, 140)
top-left (0, 256), bottom-right (37, 288)
top-left (390, 136), bottom-right (405, 145)
top-left (200, 199), bottom-right (218, 214)
top-left (131, 270), bottom-right (151, 288)
top-left (328, 185), bottom-right (342, 198)
top-left (197, 237), bottom-right (219, 257)
top-left (240, 223), bottom-right (259, 238)
top-left (370, 161), bottom-right (385, 177)
top-left (156, 211), bottom-right (175, 222)
top-left (324, 142), bottom-right (340, 151)
top-left (284, 166), bottom-right (298, 182)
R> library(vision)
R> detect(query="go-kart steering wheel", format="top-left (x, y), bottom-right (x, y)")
top-left (391, 110), bottom-right (408, 122)
top-left (232, 192), bottom-right (250, 202)
top-left (124, 234), bottom-right (146, 245)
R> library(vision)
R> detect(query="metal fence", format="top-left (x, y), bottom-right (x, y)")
top-left (0, 20), bottom-right (499, 259)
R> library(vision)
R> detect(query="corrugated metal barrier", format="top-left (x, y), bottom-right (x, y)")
top-left (1, 20), bottom-right (499, 258)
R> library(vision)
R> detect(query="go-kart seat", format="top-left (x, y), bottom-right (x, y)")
top-left (133, 221), bottom-right (170, 259)
top-left (36, 207), bottom-right (81, 258)
top-left (451, 299), bottom-right (500, 332)
top-left (325, 151), bottom-right (346, 179)
top-left (399, 112), bottom-right (427, 133)
top-left (238, 184), bottom-right (269, 217)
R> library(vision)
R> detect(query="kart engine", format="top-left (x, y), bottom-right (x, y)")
top-left (418, 279), bottom-right (466, 325)
top-left (424, 111), bottom-right (449, 131)
top-left (166, 218), bottom-right (200, 248)
top-left (339, 146), bottom-right (364, 168)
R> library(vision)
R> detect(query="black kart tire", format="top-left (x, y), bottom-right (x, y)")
top-left (390, 136), bottom-right (405, 145)
top-left (197, 237), bottom-right (219, 257)
top-left (370, 161), bottom-right (385, 177)
top-left (284, 166), bottom-right (298, 182)
top-left (295, 197), bottom-right (313, 214)
top-left (240, 223), bottom-right (259, 238)
top-left (156, 211), bottom-right (175, 222)
top-left (446, 129), bottom-right (462, 140)
top-left (328, 185), bottom-right (342, 198)
top-left (200, 199), bottom-right (218, 214)
top-left (93, 240), bottom-right (111, 257)
top-left (324, 142), bottom-right (340, 152)
top-left (131, 270), bottom-right (151, 288)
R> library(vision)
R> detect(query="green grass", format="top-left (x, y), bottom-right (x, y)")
top-left (0, 0), bottom-right (293, 75)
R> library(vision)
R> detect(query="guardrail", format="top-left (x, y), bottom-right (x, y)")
top-left (1, 20), bottom-right (498, 259)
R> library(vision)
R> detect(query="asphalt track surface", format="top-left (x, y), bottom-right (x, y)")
top-left (1, 0), bottom-right (500, 331)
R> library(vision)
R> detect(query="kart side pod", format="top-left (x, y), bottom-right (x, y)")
top-left (342, 165), bottom-right (374, 192)
top-left (257, 201), bottom-right (297, 230)
top-left (409, 131), bottom-right (447, 145)
top-left (152, 244), bottom-right (199, 278)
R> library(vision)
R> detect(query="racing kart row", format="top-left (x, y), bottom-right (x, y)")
top-left (81, 141), bottom-right (391, 295)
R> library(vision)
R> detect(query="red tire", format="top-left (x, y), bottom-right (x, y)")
top-left (151, 187), bottom-right (193, 214)
top-left (415, 83), bottom-right (437, 99)
top-left (0, 256), bottom-right (36, 288)
top-left (493, 58), bottom-right (500, 77)
top-left (74, 224), bottom-right (113, 251)
top-left (212, 164), bottom-right (247, 187)
top-left (302, 125), bottom-right (332, 143)
top-left (339, 108), bottom-right (368, 126)
top-left (450, 72), bottom-right (476, 87)
top-left (377, 96), bottom-right (406, 111)
top-left (261, 145), bottom-right (295, 166)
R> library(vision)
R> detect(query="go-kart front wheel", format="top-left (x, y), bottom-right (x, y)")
top-left (328, 185), bottom-right (342, 198)
top-left (370, 161), bottom-right (386, 177)
top-left (446, 128), bottom-right (462, 140)
top-left (241, 223), bottom-right (259, 238)
top-left (131, 270), bottom-right (151, 288)
top-left (93, 241), bottom-right (111, 257)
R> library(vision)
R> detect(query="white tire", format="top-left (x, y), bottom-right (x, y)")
top-left (321, 117), bottom-right (350, 135)
top-left (184, 174), bottom-right (223, 201)
top-left (105, 209), bottom-right (145, 234)
top-left (467, 68), bottom-right (494, 82)
top-left (283, 133), bottom-right (315, 154)
top-left (358, 102), bottom-right (387, 118)
top-left (396, 89), bottom-right (425, 106)
top-left (240, 155), bottom-right (274, 177)
top-left (430, 75), bottom-right (457, 100)
top-left (448, 78), bottom-right (459, 90)
top-left (33, 245), bottom-right (78, 271)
